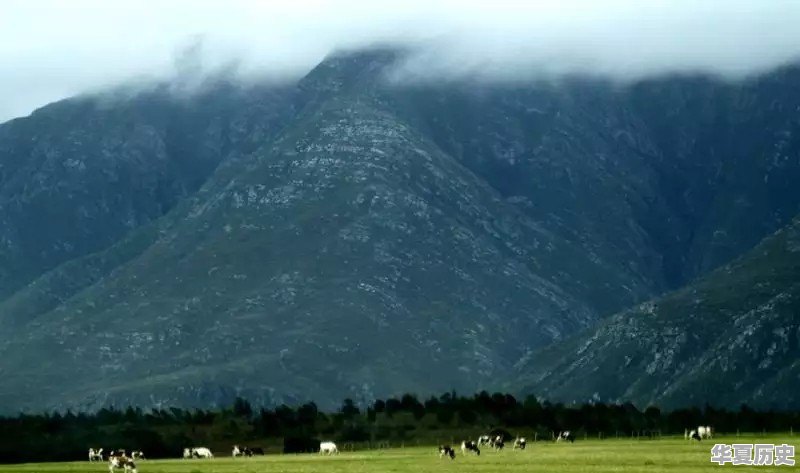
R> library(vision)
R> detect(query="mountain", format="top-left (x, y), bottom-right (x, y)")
top-left (1, 49), bottom-right (800, 411)
top-left (0, 52), bottom-right (645, 412)
top-left (390, 70), bottom-right (800, 290)
top-left (513, 216), bottom-right (800, 409)
top-left (0, 82), bottom-right (296, 300)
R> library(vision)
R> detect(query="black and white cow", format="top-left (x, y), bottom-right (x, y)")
top-left (439, 445), bottom-right (456, 460)
top-left (477, 435), bottom-right (491, 447)
top-left (688, 429), bottom-right (701, 441)
top-left (244, 446), bottom-right (264, 456)
top-left (89, 448), bottom-right (104, 462)
top-left (461, 440), bottom-right (481, 456)
top-left (491, 435), bottom-right (505, 451)
top-left (131, 451), bottom-right (145, 460)
top-left (234, 445), bottom-right (265, 457)
top-left (110, 450), bottom-right (127, 458)
top-left (513, 437), bottom-right (526, 450)
top-left (556, 431), bottom-right (575, 443)
top-left (698, 426), bottom-right (713, 439)
top-left (108, 452), bottom-right (137, 473)
top-left (183, 447), bottom-right (213, 458)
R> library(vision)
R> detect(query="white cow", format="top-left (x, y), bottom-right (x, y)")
top-left (513, 437), bottom-right (526, 450)
top-left (131, 450), bottom-right (144, 460)
top-left (192, 447), bottom-right (214, 458)
top-left (89, 448), bottom-right (104, 462)
top-left (687, 429), bottom-right (701, 441)
top-left (319, 441), bottom-right (339, 455)
top-left (698, 426), bottom-right (713, 439)
top-left (108, 453), bottom-right (137, 473)
top-left (183, 448), bottom-right (192, 459)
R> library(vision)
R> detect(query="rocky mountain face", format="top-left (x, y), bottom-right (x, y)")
top-left (0, 82), bottom-right (296, 299)
top-left (0, 49), bottom-right (799, 412)
top-left (513, 216), bottom-right (800, 409)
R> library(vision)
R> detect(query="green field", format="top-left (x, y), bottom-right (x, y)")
top-left (0, 436), bottom-right (795, 472)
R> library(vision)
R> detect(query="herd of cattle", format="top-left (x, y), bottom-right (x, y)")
top-left (437, 426), bottom-right (712, 461)
top-left (438, 431), bottom-right (574, 460)
top-left (88, 449), bottom-right (145, 473)
top-left (86, 441), bottom-right (339, 471)
top-left (86, 425), bottom-right (713, 469)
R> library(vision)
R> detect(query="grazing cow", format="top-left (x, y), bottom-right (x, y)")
top-left (492, 435), bottom-right (505, 451)
top-left (108, 452), bottom-right (137, 473)
top-left (461, 440), bottom-right (481, 456)
top-left (513, 437), bottom-right (526, 450)
top-left (131, 451), bottom-right (144, 460)
top-left (233, 445), bottom-right (263, 457)
top-left (439, 445), bottom-right (456, 459)
top-left (698, 426), bottom-right (713, 439)
top-left (319, 441), bottom-right (339, 455)
top-left (89, 448), bottom-right (104, 462)
top-left (192, 447), bottom-right (213, 458)
top-left (688, 430), bottom-right (701, 441)
top-left (184, 447), bottom-right (213, 458)
top-left (556, 431), bottom-right (575, 443)
top-left (477, 435), bottom-right (491, 447)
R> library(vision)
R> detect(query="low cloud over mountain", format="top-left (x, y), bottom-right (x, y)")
top-left (2, 1), bottom-right (800, 121)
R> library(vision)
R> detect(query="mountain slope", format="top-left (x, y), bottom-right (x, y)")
top-left (389, 69), bottom-right (800, 291)
top-left (514, 216), bottom-right (800, 409)
top-left (2, 50), bottom-right (800, 412)
top-left (0, 82), bottom-right (295, 299)
top-left (0, 64), bottom-right (643, 411)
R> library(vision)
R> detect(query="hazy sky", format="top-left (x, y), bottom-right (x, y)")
top-left (2, 0), bottom-right (800, 122)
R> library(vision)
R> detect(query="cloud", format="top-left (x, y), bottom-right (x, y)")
top-left (1, 0), bottom-right (800, 122)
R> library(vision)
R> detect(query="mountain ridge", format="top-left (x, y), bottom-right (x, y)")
top-left (513, 216), bottom-right (800, 409)
top-left (0, 59), bottom-right (642, 411)
top-left (1, 50), bottom-right (800, 411)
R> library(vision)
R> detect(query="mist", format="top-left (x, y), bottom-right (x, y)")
top-left (2, 0), bottom-right (800, 122)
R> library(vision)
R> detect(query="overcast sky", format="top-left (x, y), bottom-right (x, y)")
top-left (2, 0), bottom-right (800, 122)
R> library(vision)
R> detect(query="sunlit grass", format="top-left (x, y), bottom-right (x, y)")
top-left (0, 435), bottom-right (796, 472)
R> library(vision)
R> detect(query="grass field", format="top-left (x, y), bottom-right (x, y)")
top-left (0, 435), bottom-right (795, 472)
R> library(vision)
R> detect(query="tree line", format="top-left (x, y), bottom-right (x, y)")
top-left (0, 391), bottom-right (796, 463)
